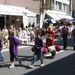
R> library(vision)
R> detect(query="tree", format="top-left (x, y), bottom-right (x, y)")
top-left (35, 0), bottom-right (53, 13)
top-left (35, 0), bottom-right (53, 28)
top-left (40, 0), bottom-right (53, 13)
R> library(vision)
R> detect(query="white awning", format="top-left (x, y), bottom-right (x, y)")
top-left (57, 14), bottom-right (66, 18)
top-left (9, 6), bottom-right (36, 17)
top-left (0, 4), bottom-right (36, 17)
top-left (66, 16), bottom-right (73, 19)
top-left (0, 4), bottom-right (23, 16)
top-left (57, 14), bottom-right (73, 19)
top-left (46, 12), bottom-right (61, 20)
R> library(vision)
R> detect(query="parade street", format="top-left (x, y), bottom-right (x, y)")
top-left (0, 38), bottom-right (75, 75)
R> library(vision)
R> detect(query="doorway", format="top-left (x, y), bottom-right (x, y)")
top-left (0, 17), bottom-right (4, 30)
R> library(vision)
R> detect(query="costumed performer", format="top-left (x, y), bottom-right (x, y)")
top-left (41, 23), bottom-right (55, 47)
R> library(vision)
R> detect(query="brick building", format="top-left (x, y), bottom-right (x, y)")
top-left (0, 0), bottom-right (40, 14)
top-left (72, 0), bottom-right (75, 18)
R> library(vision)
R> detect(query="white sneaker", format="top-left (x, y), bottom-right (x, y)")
top-left (9, 65), bottom-right (15, 69)
top-left (29, 65), bottom-right (34, 68)
top-left (40, 63), bottom-right (44, 67)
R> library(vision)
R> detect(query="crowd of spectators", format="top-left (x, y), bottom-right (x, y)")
top-left (0, 23), bottom-right (40, 49)
top-left (0, 21), bottom-right (74, 50)
top-left (54, 22), bottom-right (74, 40)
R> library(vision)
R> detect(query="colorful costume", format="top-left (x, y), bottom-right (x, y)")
top-left (42, 26), bottom-right (55, 47)
top-left (0, 37), bottom-right (4, 61)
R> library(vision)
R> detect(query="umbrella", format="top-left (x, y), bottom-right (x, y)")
top-left (70, 18), bottom-right (75, 22)
top-left (59, 18), bottom-right (70, 21)
top-left (44, 18), bottom-right (56, 23)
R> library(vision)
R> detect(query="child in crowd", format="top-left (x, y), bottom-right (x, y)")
top-left (29, 29), bottom-right (44, 68)
top-left (0, 37), bottom-right (4, 62)
top-left (8, 31), bottom-right (22, 68)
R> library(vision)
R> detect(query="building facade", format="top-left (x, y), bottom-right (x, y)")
top-left (0, 0), bottom-right (40, 29)
top-left (0, 0), bottom-right (73, 29)
top-left (45, 0), bottom-right (73, 20)
top-left (0, 0), bottom-right (40, 14)
top-left (72, 0), bottom-right (75, 18)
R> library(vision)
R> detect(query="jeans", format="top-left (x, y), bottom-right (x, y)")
top-left (31, 48), bottom-right (44, 66)
top-left (62, 35), bottom-right (68, 49)
top-left (10, 55), bottom-right (21, 62)
top-left (0, 52), bottom-right (4, 62)
top-left (72, 36), bottom-right (75, 46)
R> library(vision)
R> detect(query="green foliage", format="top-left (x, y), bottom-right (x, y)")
top-left (40, 0), bottom-right (53, 13)
top-left (43, 22), bottom-right (49, 29)
top-left (43, 3), bottom-right (53, 10)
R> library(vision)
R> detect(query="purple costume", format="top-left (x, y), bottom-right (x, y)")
top-left (0, 38), bottom-right (3, 52)
top-left (31, 36), bottom-right (44, 66)
top-left (0, 37), bottom-right (4, 61)
top-left (35, 37), bottom-right (43, 49)
top-left (8, 36), bottom-right (21, 56)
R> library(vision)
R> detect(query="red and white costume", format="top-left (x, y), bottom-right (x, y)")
top-left (42, 26), bottom-right (55, 47)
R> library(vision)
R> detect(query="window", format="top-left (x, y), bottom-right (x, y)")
top-left (56, 1), bottom-right (58, 10)
top-left (72, 10), bottom-right (75, 18)
top-left (58, 2), bottom-right (62, 10)
top-left (51, 0), bottom-right (54, 5)
top-left (55, 1), bottom-right (62, 10)
top-left (63, 3), bottom-right (66, 11)
top-left (49, 0), bottom-right (55, 9)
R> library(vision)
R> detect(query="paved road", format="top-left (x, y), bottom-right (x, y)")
top-left (0, 38), bottom-right (75, 75)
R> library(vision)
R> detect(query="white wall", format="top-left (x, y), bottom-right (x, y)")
top-left (23, 15), bottom-right (28, 27)
top-left (28, 17), bottom-right (37, 26)
top-left (46, 10), bottom-right (66, 15)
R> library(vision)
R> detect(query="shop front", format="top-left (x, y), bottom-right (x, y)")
top-left (0, 4), bottom-right (37, 30)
